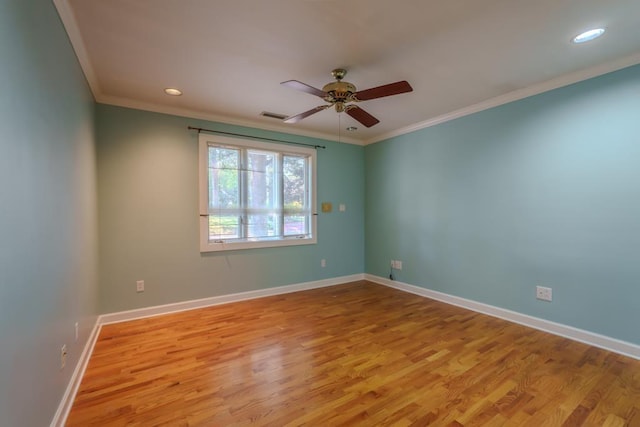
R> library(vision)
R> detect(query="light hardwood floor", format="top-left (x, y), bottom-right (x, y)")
top-left (67, 281), bottom-right (640, 426)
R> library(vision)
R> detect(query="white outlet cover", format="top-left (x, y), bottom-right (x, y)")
top-left (536, 286), bottom-right (552, 301)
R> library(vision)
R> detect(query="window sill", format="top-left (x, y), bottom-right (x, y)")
top-left (200, 236), bottom-right (317, 252)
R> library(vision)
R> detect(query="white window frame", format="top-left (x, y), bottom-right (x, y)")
top-left (199, 134), bottom-right (317, 252)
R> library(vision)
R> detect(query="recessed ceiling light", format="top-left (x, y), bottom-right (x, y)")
top-left (164, 88), bottom-right (182, 96)
top-left (572, 28), bottom-right (605, 44)
top-left (346, 126), bottom-right (358, 132)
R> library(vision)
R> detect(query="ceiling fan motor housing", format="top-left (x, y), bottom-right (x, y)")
top-left (322, 81), bottom-right (357, 103)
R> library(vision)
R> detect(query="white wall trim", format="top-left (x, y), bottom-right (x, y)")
top-left (100, 274), bottom-right (365, 325)
top-left (365, 52), bottom-right (640, 145)
top-left (96, 95), bottom-right (364, 146)
top-left (55, 0), bottom-right (360, 146)
top-left (366, 274), bottom-right (640, 360)
top-left (56, 0), bottom-right (640, 149)
top-left (53, 0), bottom-right (101, 101)
top-left (52, 271), bottom-right (638, 426)
top-left (50, 319), bottom-right (102, 427)
top-left (50, 273), bottom-right (364, 425)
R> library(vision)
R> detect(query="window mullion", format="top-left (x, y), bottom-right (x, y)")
top-left (278, 153), bottom-right (284, 237)
top-left (240, 148), bottom-right (248, 239)
top-left (305, 156), bottom-right (310, 234)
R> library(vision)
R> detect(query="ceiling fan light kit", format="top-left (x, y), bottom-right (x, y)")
top-left (281, 69), bottom-right (413, 128)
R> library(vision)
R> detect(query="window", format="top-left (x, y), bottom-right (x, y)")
top-left (199, 134), bottom-right (317, 252)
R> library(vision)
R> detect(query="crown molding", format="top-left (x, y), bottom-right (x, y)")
top-left (53, 0), bottom-right (101, 101)
top-left (55, 0), bottom-right (640, 148)
top-left (53, 0), bottom-right (363, 146)
top-left (96, 94), bottom-right (364, 146)
top-left (365, 52), bottom-right (640, 145)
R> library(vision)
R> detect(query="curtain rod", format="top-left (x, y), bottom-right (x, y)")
top-left (188, 126), bottom-right (326, 149)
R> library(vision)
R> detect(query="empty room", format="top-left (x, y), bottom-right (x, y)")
top-left (2, 0), bottom-right (640, 425)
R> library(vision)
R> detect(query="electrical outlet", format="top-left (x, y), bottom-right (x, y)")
top-left (60, 344), bottom-right (67, 370)
top-left (391, 260), bottom-right (403, 270)
top-left (321, 259), bottom-right (326, 267)
top-left (136, 280), bottom-right (144, 293)
top-left (339, 204), bottom-right (346, 212)
top-left (536, 286), bottom-right (552, 302)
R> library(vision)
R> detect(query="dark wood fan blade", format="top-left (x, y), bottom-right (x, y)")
top-left (346, 106), bottom-right (380, 128)
top-left (354, 80), bottom-right (413, 101)
top-left (284, 105), bottom-right (329, 123)
top-left (281, 80), bottom-right (326, 98)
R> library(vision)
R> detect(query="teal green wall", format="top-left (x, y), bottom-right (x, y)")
top-left (2, 2), bottom-right (637, 422)
top-left (96, 105), bottom-right (365, 313)
top-left (365, 64), bottom-right (640, 345)
top-left (0, 1), bottom-right (99, 426)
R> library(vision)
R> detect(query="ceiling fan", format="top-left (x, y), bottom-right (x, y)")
top-left (281, 69), bottom-right (413, 128)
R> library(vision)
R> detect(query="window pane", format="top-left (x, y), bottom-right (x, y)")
top-left (284, 215), bottom-right (306, 236)
top-left (247, 150), bottom-right (276, 209)
top-left (247, 214), bottom-right (277, 238)
top-left (283, 155), bottom-right (306, 211)
top-left (208, 146), bottom-right (241, 241)
top-left (283, 155), bottom-right (308, 236)
top-left (246, 150), bottom-right (277, 238)
top-left (208, 146), bottom-right (239, 209)
top-left (208, 215), bottom-right (240, 240)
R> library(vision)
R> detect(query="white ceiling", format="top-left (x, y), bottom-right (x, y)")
top-left (55, 0), bottom-right (640, 144)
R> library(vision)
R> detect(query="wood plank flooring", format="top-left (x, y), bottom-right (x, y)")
top-left (67, 281), bottom-right (640, 426)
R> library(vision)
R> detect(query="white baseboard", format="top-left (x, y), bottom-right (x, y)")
top-left (53, 271), bottom-right (637, 427)
top-left (51, 273), bottom-right (364, 426)
top-left (366, 274), bottom-right (640, 360)
top-left (99, 274), bottom-right (365, 325)
top-left (50, 318), bottom-right (102, 427)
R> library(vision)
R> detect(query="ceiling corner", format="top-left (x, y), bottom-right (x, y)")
top-left (53, 0), bottom-right (102, 101)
